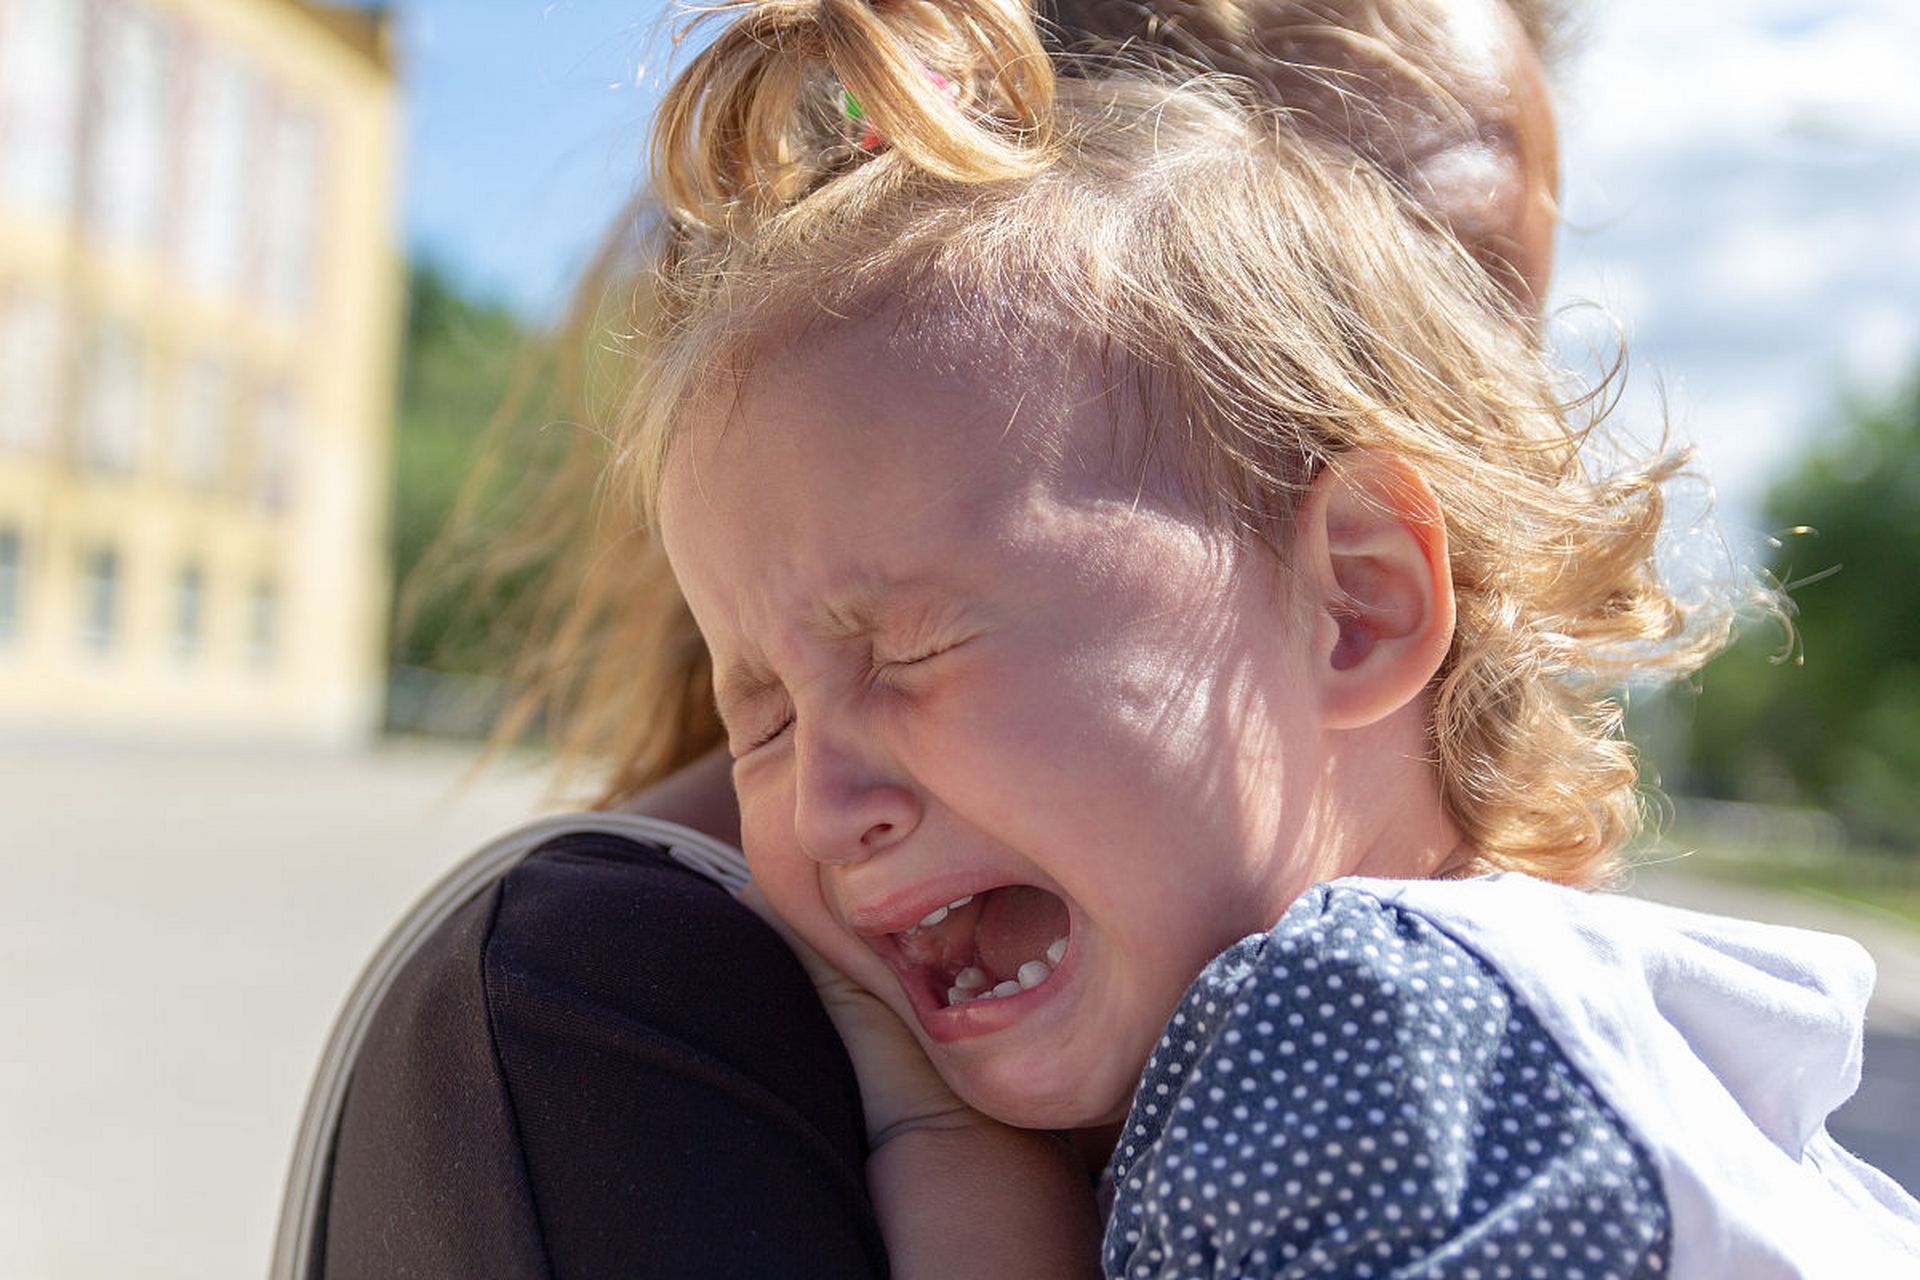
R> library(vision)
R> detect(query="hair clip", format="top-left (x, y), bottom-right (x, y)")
top-left (839, 87), bottom-right (885, 151)
top-left (839, 68), bottom-right (959, 153)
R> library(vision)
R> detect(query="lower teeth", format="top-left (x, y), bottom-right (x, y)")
top-left (944, 936), bottom-right (1069, 1006)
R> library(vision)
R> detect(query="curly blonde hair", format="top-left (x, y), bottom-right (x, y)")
top-left (449, 0), bottom-right (1731, 887)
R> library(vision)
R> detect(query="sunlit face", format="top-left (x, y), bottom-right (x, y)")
top-left (659, 315), bottom-right (1343, 1128)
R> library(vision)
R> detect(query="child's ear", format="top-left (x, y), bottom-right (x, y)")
top-left (1293, 450), bottom-right (1455, 731)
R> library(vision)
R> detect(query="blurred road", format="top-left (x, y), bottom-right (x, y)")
top-left (0, 739), bottom-right (554, 1280)
top-left (2, 743), bottom-right (1916, 1279)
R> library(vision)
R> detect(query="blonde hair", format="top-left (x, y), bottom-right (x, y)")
top-left (1041, 1), bottom-right (1576, 73)
top-left (451, 0), bottom-right (1726, 886)
top-left (1040, 0), bottom-right (1565, 306)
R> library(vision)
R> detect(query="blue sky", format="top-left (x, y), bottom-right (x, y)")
top-left (377, 1), bottom-right (677, 318)
top-left (1552, 0), bottom-right (1920, 529)
top-left (376, 0), bottom-right (1920, 529)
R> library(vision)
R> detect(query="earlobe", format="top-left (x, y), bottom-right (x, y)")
top-left (1296, 451), bottom-right (1456, 730)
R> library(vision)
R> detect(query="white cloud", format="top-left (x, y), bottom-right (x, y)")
top-left (1550, 0), bottom-right (1920, 528)
top-left (1700, 219), bottom-right (1836, 308)
top-left (1842, 301), bottom-right (1920, 391)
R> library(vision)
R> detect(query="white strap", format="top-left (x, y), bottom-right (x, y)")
top-left (269, 812), bottom-right (750, 1280)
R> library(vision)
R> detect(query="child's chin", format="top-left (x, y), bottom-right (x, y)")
top-left (950, 1059), bottom-right (1133, 1132)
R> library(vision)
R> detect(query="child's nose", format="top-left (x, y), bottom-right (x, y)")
top-left (791, 730), bottom-right (920, 865)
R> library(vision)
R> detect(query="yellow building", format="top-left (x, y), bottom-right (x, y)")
top-left (0, 0), bottom-right (399, 744)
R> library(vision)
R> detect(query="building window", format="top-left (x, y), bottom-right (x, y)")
top-left (0, 292), bottom-right (64, 454)
top-left (177, 45), bottom-right (254, 298)
top-left (171, 354), bottom-right (229, 489)
top-left (0, 526), bottom-right (23, 642)
top-left (173, 562), bottom-right (204, 658)
top-left (78, 320), bottom-right (148, 473)
top-left (80, 545), bottom-right (120, 652)
top-left (249, 383), bottom-right (296, 512)
top-left (0, 0), bottom-right (86, 219)
top-left (246, 576), bottom-right (276, 666)
top-left (88, 0), bottom-right (171, 253)
top-left (261, 106), bottom-right (322, 316)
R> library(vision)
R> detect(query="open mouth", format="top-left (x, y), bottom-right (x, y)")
top-left (881, 884), bottom-right (1071, 1009)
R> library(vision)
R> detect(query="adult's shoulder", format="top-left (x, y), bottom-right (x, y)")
top-left (300, 823), bottom-right (883, 1279)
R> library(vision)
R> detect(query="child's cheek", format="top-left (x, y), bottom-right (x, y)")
top-left (736, 781), bottom-right (831, 935)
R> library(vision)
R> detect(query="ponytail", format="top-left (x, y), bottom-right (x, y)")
top-left (653, 0), bottom-right (1057, 230)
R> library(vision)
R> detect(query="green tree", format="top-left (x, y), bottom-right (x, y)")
top-left (1683, 371), bottom-right (1920, 847)
top-left (387, 261), bottom-right (549, 675)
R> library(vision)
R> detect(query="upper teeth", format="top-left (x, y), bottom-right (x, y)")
top-left (908, 894), bottom-right (976, 933)
top-left (946, 935), bottom-right (1070, 1007)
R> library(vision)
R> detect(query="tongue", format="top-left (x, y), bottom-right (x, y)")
top-left (974, 885), bottom-right (1070, 981)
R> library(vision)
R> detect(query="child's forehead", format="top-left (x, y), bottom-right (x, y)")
top-left (698, 302), bottom-right (1102, 462)
top-left (666, 276), bottom-right (1248, 524)
top-left (758, 297), bottom-right (1082, 400)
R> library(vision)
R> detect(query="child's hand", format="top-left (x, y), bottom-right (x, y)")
top-left (739, 883), bottom-right (1104, 1279)
top-left (739, 882), bottom-right (972, 1145)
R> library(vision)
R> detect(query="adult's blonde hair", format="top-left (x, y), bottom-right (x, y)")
top-left (1041, 0), bottom-right (1568, 305)
top-left (456, 0), bottom-right (1726, 886)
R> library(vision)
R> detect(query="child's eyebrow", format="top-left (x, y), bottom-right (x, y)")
top-left (814, 572), bottom-right (963, 646)
top-left (712, 656), bottom-right (781, 721)
top-left (712, 574), bottom-right (963, 713)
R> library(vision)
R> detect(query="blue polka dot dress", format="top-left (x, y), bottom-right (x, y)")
top-left (1103, 876), bottom-right (1920, 1278)
top-left (1105, 886), bottom-right (1671, 1278)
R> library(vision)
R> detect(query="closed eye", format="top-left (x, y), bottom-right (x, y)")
top-left (875, 635), bottom-right (967, 677)
top-left (734, 637), bottom-right (971, 755)
top-left (888, 642), bottom-right (952, 667)
top-left (737, 711), bottom-right (794, 755)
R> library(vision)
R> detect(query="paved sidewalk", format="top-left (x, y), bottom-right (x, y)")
top-left (0, 740), bottom-right (554, 1280)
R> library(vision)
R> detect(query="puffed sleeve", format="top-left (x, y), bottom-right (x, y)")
top-left (1102, 885), bottom-right (1671, 1280)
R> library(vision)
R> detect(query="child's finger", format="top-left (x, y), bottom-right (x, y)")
top-left (740, 880), bottom-right (976, 1144)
